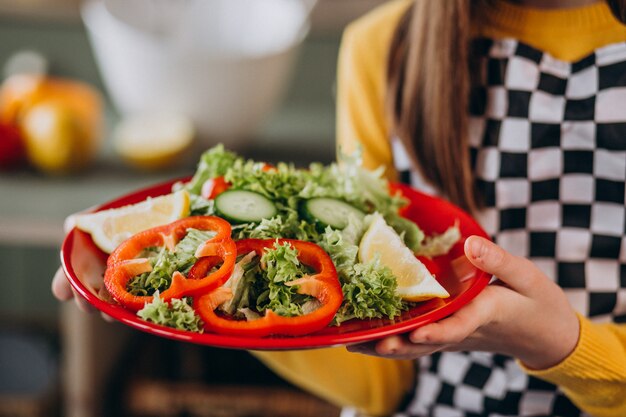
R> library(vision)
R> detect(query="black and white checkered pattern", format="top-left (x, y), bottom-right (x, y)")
top-left (392, 38), bottom-right (626, 417)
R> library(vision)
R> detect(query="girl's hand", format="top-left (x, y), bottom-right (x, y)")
top-left (52, 266), bottom-right (96, 313)
top-left (347, 236), bottom-right (580, 371)
top-left (52, 213), bottom-right (112, 320)
top-left (52, 265), bottom-right (114, 323)
top-left (52, 213), bottom-right (96, 313)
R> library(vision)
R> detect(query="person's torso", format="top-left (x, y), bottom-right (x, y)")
top-left (391, 36), bottom-right (626, 417)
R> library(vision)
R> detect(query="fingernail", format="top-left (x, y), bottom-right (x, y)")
top-left (466, 236), bottom-right (485, 260)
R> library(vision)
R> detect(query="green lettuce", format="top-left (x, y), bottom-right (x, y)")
top-left (335, 259), bottom-right (404, 323)
top-left (416, 221), bottom-right (462, 257)
top-left (215, 242), bottom-right (315, 319)
top-left (177, 146), bottom-right (426, 324)
top-left (138, 293), bottom-right (203, 332)
top-left (256, 241), bottom-right (313, 317)
top-left (185, 145), bottom-right (239, 195)
top-left (127, 228), bottom-right (215, 296)
top-left (219, 252), bottom-right (259, 316)
top-left (317, 217), bottom-right (405, 324)
top-left (132, 145), bottom-right (438, 326)
top-left (184, 145), bottom-right (419, 243)
top-left (231, 210), bottom-right (319, 241)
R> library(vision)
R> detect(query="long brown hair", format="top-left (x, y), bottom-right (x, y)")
top-left (387, 0), bottom-right (476, 212)
top-left (607, 0), bottom-right (626, 21)
top-left (387, 0), bottom-right (626, 214)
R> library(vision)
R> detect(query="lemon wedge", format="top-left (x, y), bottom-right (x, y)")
top-left (359, 214), bottom-right (450, 302)
top-left (113, 113), bottom-right (194, 170)
top-left (73, 189), bottom-right (190, 253)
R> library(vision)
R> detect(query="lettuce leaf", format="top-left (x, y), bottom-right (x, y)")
top-left (166, 146), bottom-right (433, 324)
top-left (416, 221), bottom-right (461, 257)
top-left (185, 146), bottom-right (415, 235)
top-left (213, 242), bottom-right (315, 319)
top-left (317, 216), bottom-right (405, 324)
top-left (219, 251), bottom-right (258, 316)
top-left (231, 210), bottom-right (319, 242)
top-left (128, 228), bottom-right (215, 296)
top-left (185, 144), bottom-right (240, 195)
top-left (137, 293), bottom-right (203, 332)
top-left (334, 258), bottom-right (405, 324)
top-left (256, 241), bottom-right (313, 317)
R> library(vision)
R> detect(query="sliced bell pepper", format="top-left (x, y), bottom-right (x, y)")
top-left (194, 238), bottom-right (343, 337)
top-left (201, 176), bottom-right (230, 200)
top-left (187, 256), bottom-right (222, 281)
top-left (199, 163), bottom-right (274, 200)
top-left (261, 163), bottom-right (276, 172)
top-left (104, 216), bottom-right (236, 311)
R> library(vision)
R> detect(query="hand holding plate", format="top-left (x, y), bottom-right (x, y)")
top-left (351, 236), bottom-right (580, 371)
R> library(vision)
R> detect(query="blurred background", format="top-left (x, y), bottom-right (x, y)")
top-left (0, 1), bottom-right (386, 416)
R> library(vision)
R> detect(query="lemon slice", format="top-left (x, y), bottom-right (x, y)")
top-left (113, 113), bottom-right (194, 170)
top-left (359, 214), bottom-right (450, 302)
top-left (73, 189), bottom-right (190, 253)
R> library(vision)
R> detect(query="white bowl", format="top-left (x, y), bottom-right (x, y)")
top-left (81, 0), bottom-right (310, 149)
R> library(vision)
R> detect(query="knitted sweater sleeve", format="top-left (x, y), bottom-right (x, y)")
top-left (520, 314), bottom-right (626, 417)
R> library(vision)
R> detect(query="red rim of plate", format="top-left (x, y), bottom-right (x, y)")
top-left (60, 178), bottom-right (491, 350)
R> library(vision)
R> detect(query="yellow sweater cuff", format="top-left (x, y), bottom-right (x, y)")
top-left (520, 314), bottom-right (626, 417)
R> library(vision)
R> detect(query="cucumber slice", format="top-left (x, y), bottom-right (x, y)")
top-left (300, 197), bottom-right (365, 230)
top-left (215, 190), bottom-right (277, 223)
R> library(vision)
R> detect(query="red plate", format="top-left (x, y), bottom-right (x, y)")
top-left (60, 179), bottom-right (491, 350)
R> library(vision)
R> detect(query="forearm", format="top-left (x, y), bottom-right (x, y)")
top-left (251, 347), bottom-right (415, 416)
top-left (521, 314), bottom-right (626, 417)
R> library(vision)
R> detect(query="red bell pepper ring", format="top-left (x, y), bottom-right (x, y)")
top-left (194, 238), bottom-right (343, 337)
top-left (104, 216), bottom-right (237, 311)
top-left (187, 256), bottom-right (222, 281)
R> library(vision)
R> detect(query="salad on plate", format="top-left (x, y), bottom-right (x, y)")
top-left (71, 145), bottom-right (461, 337)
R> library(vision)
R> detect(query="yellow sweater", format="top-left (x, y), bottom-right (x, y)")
top-left (255, 1), bottom-right (626, 416)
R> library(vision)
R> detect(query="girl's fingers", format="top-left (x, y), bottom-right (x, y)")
top-left (52, 266), bottom-right (99, 315)
top-left (464, 235), bottom-right (540, 297)
top-left (101, 312), bottom-right (115, 322)
top-left (72, 288), bottom-right (97, 314)
top-left (347, 336), bottom-right (447, 360)
top-left (410, 312), bottom-right (479, 345)
top-left (376, 335), bottom-right (447, 359)
top-left (408, 288), bottom-right (496, 345)
top-left (346, 341), bottom-right (379, 355)
top-left (52, 267), bottom-right (74, 301)
top-left (376, 335), bottom-right (406, 354)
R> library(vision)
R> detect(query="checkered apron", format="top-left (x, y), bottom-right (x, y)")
top-left (392, 38), bottom-right (626, 417)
